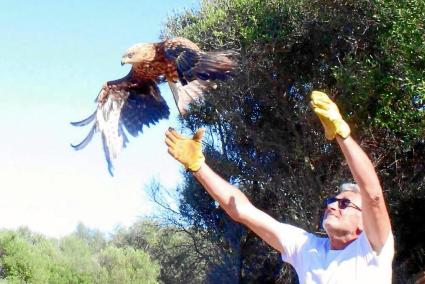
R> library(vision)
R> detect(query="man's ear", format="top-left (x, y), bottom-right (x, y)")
top-left (356, 216), bottom-right (364, 235)
top-left (356, 228), bottom-right (363, 236)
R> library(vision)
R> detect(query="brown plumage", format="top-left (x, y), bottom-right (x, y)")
top-left (71, 37), bottom-right (237, 175)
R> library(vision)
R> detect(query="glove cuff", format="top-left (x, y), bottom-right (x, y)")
top-left (187, 155), bottom-right (205, 172)
top-left (335, 119), bottom-right (351, 139)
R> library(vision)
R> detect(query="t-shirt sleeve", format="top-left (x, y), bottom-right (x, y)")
top-left (376, 231), bottom-right (394, 263)
top-left (277, 223), bottom-right (310, 266)
top-left (358, 230), bottom-right (395, 267)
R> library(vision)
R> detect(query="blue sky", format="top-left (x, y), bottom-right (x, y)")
top-left (0, 0), bottom-right (198, 237)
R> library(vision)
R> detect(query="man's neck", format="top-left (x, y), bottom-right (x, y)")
top-left (328, 232), bottom-right (360, 250)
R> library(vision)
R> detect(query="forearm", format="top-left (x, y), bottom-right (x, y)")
top-left (193, 163), bottom-right (252, 221)
top-left (336, 136), bottom-right (382, 199)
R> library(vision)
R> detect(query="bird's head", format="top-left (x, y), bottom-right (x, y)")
top-left (121, 43), bottom-right (156, 66)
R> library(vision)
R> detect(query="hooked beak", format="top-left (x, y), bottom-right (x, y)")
top-left (121, 55), bottom-right (127, 66)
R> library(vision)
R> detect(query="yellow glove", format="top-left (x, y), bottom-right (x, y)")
top-left (165, 128), bottom-right (205, 172)
top-left (311, 91), bottom-right (351, 140)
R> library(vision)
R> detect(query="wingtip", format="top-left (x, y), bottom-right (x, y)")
top-left (70, 143), bottom-right (79, 150)
top-left (108, 167), bottom-right (114, 177)
top-left (70, 125), bottom-right (96, 151)
top-left (70, 111), bottom-right (96, 127)
top-left (70, 121), bottom-right (81, 127)
top-left (70, 142), bottom-right (85, 151)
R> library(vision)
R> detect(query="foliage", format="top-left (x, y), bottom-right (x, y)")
top-left (0, 225), bottom-right (160, 284)
top-left (162, 0), bottom-right (425, 282)
top-left (97, 246), bottom-right (159, 284)
top-left (174, 175), bottom-right (248, 283)
top-left (112, 218), bottom-right (210, 284)
top-left (0, 230), bottom-right (51, 284)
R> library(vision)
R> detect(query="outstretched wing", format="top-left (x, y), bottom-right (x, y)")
top-left (164, 37), bottom-right (237, 114)
top-left (71, 77), bottom-right (169, 175)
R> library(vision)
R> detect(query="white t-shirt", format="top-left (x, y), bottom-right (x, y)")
top-left (278, 224), bottom-right (394, 284)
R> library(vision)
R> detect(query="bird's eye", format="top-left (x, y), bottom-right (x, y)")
top-left (127, 53), bottom-right (133, 59)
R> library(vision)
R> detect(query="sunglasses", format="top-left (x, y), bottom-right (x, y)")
top-left (323, 197), bottom-right (362, 211)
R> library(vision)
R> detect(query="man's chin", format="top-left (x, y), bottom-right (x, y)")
top-left (323, 215), bottom-right (337, 223)
top-left (323, 217), bottom-right (338, 231)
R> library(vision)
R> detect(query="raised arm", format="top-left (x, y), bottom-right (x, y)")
top-left (165, 128), bottom-right (286, 253)
top-left (336, 136), bottom-right (391, 252)
top-left (311, 91), bottom-right (391, 253)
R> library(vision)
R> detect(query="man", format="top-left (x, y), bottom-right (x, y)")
top-left (165, 91), bottom-right (394, 283)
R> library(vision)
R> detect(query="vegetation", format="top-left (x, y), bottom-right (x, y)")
top-left (0, 221), bottom-right (210, 283)
top-left (159, 0), bottom-right (424, 282)
top-left (0, 225), bottom-right (159, 284)
top-left (1, 0), bottom-right (423, 283)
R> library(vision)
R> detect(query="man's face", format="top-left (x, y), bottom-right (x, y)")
top-left (322, 190), bottom-right (363, 237)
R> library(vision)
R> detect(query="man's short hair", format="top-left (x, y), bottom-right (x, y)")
top-left (340, 183), bottom-right (360, 193)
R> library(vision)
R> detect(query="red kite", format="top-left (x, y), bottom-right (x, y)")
top-left (71, 37), bottom-right (237, 175)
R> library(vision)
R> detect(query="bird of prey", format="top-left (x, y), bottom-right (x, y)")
top-left (71, 37), bottom-right (237, 175)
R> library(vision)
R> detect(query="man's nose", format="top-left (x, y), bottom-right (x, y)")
top-left (326, 202), bottom-right (339, 211)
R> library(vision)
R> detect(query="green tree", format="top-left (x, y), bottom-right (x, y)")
top-left (58, 235), bottom-right (103, 283)
top-left (97, 246), bottom-right (159, 284)
top-left (0, 225), bottom-right (161, 284)
top-left (0, 229), bottom-right (84, 284)
top-left (0, 230), bottom-right (48, 283)
top-left (162, 0), bottom-right (424, 282)
top-left (112, 218), bottom-right (210, 284)
top-left (73, 223), bottom-right (107, 253)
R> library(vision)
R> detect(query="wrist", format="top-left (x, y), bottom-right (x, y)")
top-left (188, 158), bottom-right (205, 173)
top-left (191, 161), bottom-right (206, 175)
top-left (335, 119), bottom-right (351, 139)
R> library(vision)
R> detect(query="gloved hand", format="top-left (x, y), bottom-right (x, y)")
top-left (165, 128), bottom-right (205, 172)
top-left (311, 91), bottom-right (351, 140)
